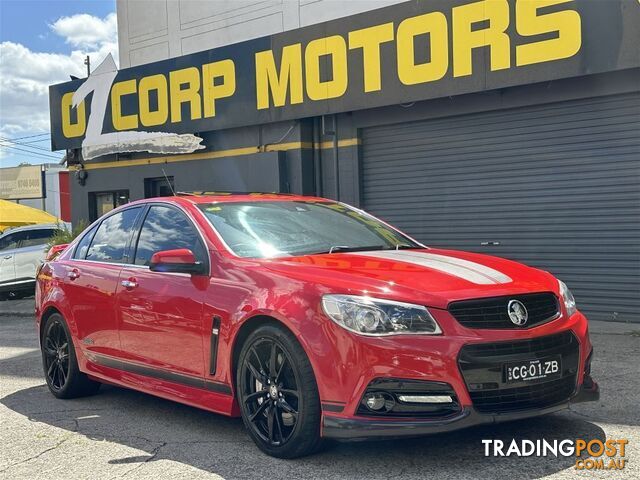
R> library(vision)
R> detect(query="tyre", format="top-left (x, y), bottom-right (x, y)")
top-left (237, 324), bottom-right (322, 458)
top-left (41, 313), bottom-right (101, 399)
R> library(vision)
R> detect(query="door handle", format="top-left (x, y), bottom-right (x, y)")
top-left (3, 255), bottom-right (12, 260)
top-left (67, 269), bottom-right (80, 280)
top-left (121, 279), bottom-right (138, 289)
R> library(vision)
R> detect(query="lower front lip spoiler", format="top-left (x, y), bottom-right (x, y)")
top-left (322, 382), bottom-right (600, 441)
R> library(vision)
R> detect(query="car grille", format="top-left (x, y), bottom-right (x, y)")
top-left (448, 292), bottom-right (560, 329)
top-left (458, 331), bottom-right (579, 414)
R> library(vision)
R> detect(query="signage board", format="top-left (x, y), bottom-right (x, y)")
top-left (0, 165), bottom-right (44, 200)
top-left (49, 0), bottom-right (640, 157)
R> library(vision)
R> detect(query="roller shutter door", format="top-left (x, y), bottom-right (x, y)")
top-left (361, 93), bottom-right (640, 322)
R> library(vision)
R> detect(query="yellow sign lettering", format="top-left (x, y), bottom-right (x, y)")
top-left (202, 59), bottom-right (236, 118)
top-left (397, 12), bottom-right (449, 85)
top-left (453, 0), bottom-right (510, 77)
top-left (61, 92), bottom-right (86, 138)
top-left (516, 0), bottom-right (581, 66)
top-left (255, 44), bottom-right (303, 109)
top-left (305, 35), bottom-right (348, 101)
top-left (55, 0), bottom-right (586, 145)
top-left (169, 67), bottom-right (202, 123)
top-left (348, 23), bottom-right (394, 92)
top-left (111, 79), bottom-right (138, 130)
top-left (139, 74), bottom-right (169, 127)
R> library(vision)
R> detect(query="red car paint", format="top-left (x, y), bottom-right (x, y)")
top-left (45, 243), bottom-right (69, 261)
top-left (35, 194), bottom-right (596, 435)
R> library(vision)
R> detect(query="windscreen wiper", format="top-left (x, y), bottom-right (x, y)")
top-left (311, 245), bottom-right (389, 255)
top-left (394, 243), bottom-right (422, 250)
top-left (305, 244), bottom-right (421, 255)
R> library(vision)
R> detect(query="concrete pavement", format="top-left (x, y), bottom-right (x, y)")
top-left (0, 310), bottom-right (638, 479)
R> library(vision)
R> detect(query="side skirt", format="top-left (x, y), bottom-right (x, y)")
top-left (83, 352), bottom-right (239, 417)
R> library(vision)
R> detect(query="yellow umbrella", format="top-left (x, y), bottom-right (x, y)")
top-left (0, 199), bottom-right (59, 232)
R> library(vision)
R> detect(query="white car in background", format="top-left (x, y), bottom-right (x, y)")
top-left (0, 224), bottom-right (59, 299)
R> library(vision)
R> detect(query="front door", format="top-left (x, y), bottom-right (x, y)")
top-left (116, 204), bottom-right (209, 378)
top-left (0, 231), bottom-right (19, 286)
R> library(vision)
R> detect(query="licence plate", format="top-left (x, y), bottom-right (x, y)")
top-left (504, 356), bottom-right (562, 383)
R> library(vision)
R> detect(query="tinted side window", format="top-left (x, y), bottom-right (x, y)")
top-left (134, 205), bottom-right (206, 266)
top-left (0, 231), bottom-right (28, 251)
top-left (74, 225), bottom-right (98, 260)
top-left (86, 207), bottom-right (142, 264)
top-left (22, 229), bottom-right (57, 248)
top-left (0, 233), bottom-right (19, 251)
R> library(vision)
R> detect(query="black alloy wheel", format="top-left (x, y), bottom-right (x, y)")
top-left (237, 324), bottom-right (322, 458)
top-left (242, 338), bottom-right (299, 445)
top-left (43, 318), bottom-right (70, 391)
top-left (41, 313), bottom-right (100, 399)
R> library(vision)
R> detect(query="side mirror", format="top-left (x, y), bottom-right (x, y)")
top-left (149, 248), bottom-right (206, 275)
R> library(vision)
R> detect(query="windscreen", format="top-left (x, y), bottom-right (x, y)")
top-left (198, 201), bottom-right (421, 258)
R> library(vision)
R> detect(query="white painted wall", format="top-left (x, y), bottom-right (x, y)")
top-left (117, 0), bottom-right (405, 68)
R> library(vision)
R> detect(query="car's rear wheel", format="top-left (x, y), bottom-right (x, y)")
top-left (237, 324), bottom-right (322, 458)
top-left (41, 313), bottom-right (100, 398)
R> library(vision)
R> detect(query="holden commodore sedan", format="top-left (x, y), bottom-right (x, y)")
top-left (35, 193), bottom-right (599, 458)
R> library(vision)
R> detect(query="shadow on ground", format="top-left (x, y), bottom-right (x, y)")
top-left (1, 384), bottom-right (606, 480)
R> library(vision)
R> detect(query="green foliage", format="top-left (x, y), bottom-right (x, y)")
top-left (47, 220), bottom-right (88, 249)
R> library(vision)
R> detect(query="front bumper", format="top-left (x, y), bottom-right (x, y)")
top-left (315, 309), bottom-right (598, 440)
top-left (323, 380), bottom-right (599, 440)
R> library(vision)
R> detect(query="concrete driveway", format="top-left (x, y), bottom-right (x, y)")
top-left (0, 307), bottom-right (638, 479)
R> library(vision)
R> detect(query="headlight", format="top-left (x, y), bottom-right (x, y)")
top-left (558, 280), bottom-right (577, 317)
top-left (321, 295), bottom-right (441, 336)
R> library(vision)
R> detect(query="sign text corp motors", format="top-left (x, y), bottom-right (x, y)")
top-left (49, 0), bottom-right (640, 152)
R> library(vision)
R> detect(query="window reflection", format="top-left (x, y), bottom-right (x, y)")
top-left (86, 208), bottom-right (141, 263)
top-left (74, 225), bottom-right (97, 260)
top-left (198, 201), bottom-right (419, 258)
top-left (134, 206), bottom-right (204, 266)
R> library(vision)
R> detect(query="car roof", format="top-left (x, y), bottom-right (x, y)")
top-left (0, 223), bottom-right (60, 236)
top-left (132, 192), bottom-right (332, 206)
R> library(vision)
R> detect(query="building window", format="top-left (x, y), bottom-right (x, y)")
top-left (144, 176), bottom-right (175, 198)
top-left (89, 190), bottom-right (130, 221)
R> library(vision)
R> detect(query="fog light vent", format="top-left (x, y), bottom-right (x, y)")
top-left (357, 378), bottom-right (460, 418)
top-left (364, 392), bottom-right (395, 412)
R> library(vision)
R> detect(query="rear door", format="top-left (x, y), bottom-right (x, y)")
top-left (116, 204), bottom-right (209, 378)
top-left (61, 206), bottom-right (143, 357)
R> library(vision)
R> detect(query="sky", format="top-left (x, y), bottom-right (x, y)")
top-left (0, 0), bottom-right (117, 168)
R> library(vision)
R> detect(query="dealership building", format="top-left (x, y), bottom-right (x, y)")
top-left (48, 0), bottom-right (639, 322)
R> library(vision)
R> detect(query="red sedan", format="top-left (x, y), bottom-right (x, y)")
top-left (35, 193), bottom-right (599, 458)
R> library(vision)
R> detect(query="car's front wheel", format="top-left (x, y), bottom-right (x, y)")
top-left (41, 313), bottom-right (101, 398)
top-left (237, 324), bottom-right (322, 458)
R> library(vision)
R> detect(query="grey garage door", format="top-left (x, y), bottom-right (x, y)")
top-left (361, 92), bottom-right (640, 322)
